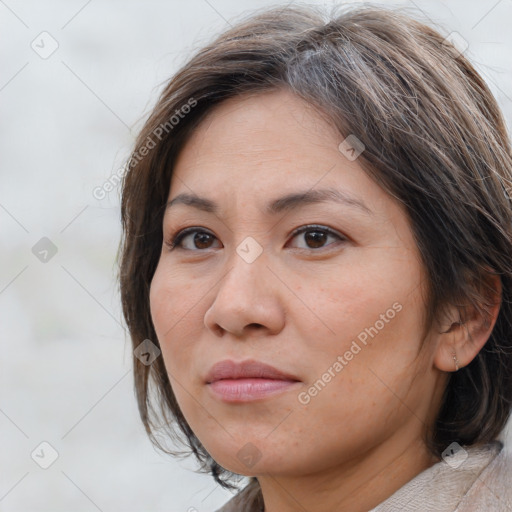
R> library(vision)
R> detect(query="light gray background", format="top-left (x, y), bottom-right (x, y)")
top-left (1, 1), bottom-right (511, 511)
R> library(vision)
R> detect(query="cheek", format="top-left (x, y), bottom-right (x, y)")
top-left (296, 249), bottom-right (426, 399)
top-left (149, 263), bottom-right (208, 420)
top-left (304, 252), bottom-right (420, 341)
top-left (150, 260), bottom-right (202, 330)
top-left (149, 263), bottom-right (201, 368)
top-left (306, 261), bottom-right (426, 389)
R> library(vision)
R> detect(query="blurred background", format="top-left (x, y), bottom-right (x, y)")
top-left (1, 0), bottom-right (511, 511)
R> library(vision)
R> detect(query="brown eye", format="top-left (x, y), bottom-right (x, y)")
top-left (193, 232), bottom-right (215, 249)
top-left (168, 228), bottom-right (221, 251)
top-left (304, 230), bottom-right (328, 248)
top-left (288, 225), bottom-right (344, 250)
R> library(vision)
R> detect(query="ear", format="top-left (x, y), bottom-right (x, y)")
top-left (434, 272), bottom-right (502, 373)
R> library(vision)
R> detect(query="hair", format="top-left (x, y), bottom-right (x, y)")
top-left (118, 1), bottom-right (512, 503)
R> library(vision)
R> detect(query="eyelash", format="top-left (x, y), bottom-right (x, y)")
top-left (164, 224), bottom-right (346, 252)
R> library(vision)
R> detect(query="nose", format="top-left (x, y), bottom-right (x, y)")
top-left (203, 248), bottom-right (286, 339)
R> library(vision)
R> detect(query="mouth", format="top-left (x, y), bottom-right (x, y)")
top-left (205, 359), bottom-right (301, 403)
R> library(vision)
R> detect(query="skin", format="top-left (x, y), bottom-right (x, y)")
top-left (149, 89), bottom-right (501, 512)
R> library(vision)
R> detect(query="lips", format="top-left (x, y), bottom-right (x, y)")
top-left (205, 359), bottom-right (300, 384)
top-left (205, 359), bottom-right (301, 402)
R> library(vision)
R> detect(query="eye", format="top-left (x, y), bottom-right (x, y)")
top-left (287, 225), bottom-right (345, 250)
top-left (165, 224), bottom-right (345, 252)
top-left (166, 227), bottom-right (221, 251)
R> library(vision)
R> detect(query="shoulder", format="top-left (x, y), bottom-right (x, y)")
top-left (368, 440), bottom-right (510, 512)
top-left (456, 441), bottom-right (512, 511)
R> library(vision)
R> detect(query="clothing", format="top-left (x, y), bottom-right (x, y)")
top-left (215, 441), bottom-right (512, 511)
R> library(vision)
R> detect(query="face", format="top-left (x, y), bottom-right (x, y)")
top-left (150, 89), bottom-right (444, 477)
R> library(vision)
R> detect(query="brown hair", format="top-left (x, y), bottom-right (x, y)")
top-left (118, 2), bottom-right (512, 499)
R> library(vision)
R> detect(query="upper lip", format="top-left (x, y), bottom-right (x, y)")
top-left (205, 359), bottom-right (300, 383)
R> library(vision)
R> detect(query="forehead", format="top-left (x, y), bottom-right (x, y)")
top-left (165, 89), bottom-right (414, 236)
top-left (169, 90), bottom-right (364, 195)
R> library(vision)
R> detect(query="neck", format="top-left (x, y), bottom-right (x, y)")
top-left (258, 436), bottom-right (439, 512)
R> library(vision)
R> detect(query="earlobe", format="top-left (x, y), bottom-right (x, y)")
top-left (434, 316), bottom-right (466, 373)
top-left (452, 351), bottom-right (460, 371)
top-left (434, 273), bottom-right (502, 373)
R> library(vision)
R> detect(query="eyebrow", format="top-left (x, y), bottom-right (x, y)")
top-left (165, 188), bottom-right (373, 216)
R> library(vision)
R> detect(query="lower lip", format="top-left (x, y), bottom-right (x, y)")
top-left (208, 378), bottom-right (299, 402)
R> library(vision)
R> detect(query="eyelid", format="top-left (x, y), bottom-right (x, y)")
top-left (165, 226), bottom-right (217, 250)
top-left (288, 224), bottom-right (345, 241)
top-left (165, 224), bottom-right (346, 251)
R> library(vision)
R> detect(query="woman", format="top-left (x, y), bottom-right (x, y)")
top-left (118, 4), bottom-right (512, 511)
